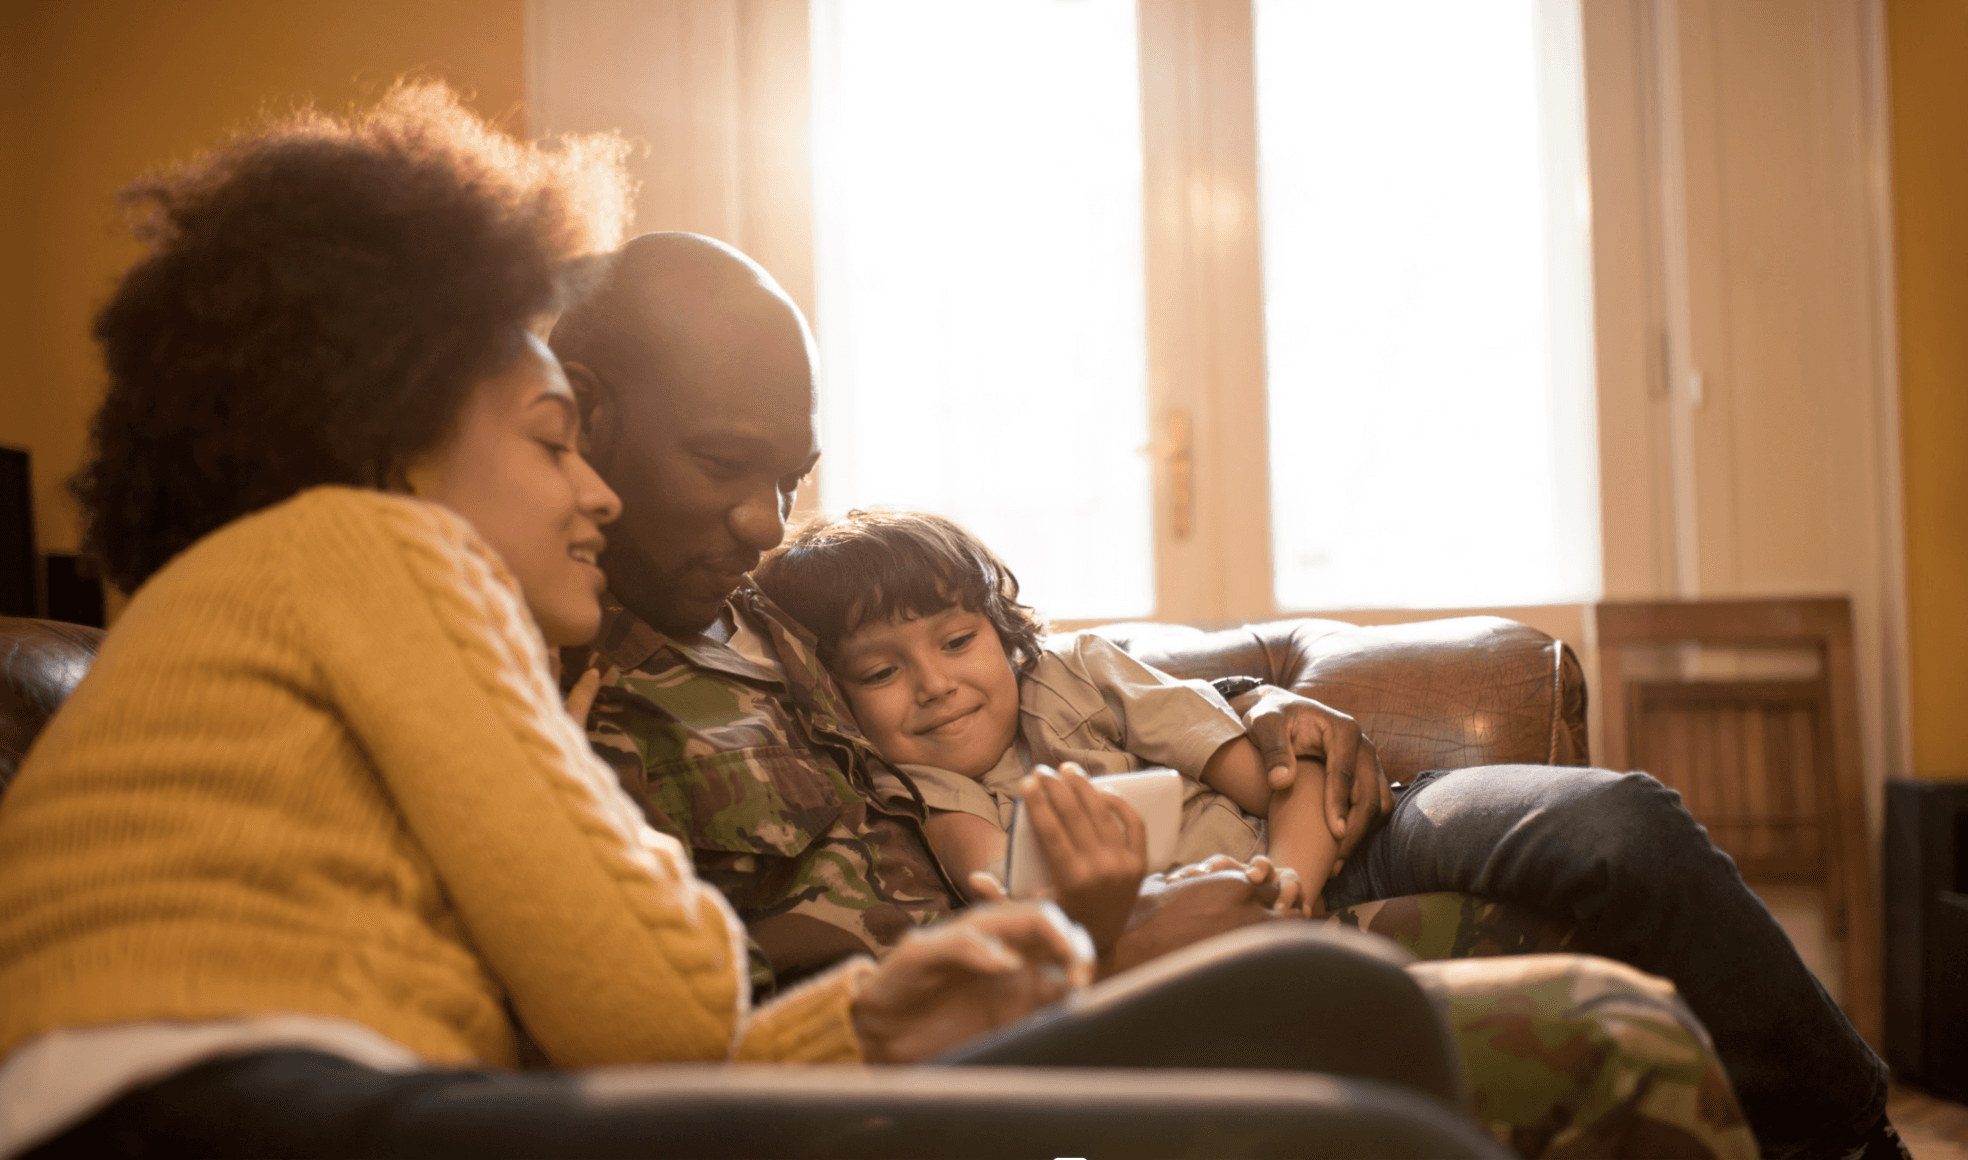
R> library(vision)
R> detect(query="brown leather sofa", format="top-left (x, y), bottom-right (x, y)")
top-left (0, 616), bottom-right (104, 794)
top-left (1096, 616), bottom-right (1588, 782)
top-left (1, 613), bottom-right (1587, 794)
top-left (0, 612), bottom-right (1580, 1159)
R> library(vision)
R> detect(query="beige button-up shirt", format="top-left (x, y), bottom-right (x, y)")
top-left (899, 632), bottom-right (1265, 872)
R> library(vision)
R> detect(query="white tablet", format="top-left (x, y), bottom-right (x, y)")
top-left (1002, 767), bottom-right (1184, 899)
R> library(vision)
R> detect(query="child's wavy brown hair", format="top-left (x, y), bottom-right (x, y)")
top-left (754, 509), bottom-right (1047, 674)
top-left (74, 80), bottom-right (632, 594)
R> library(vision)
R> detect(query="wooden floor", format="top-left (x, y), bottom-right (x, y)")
top-left (1891, 1082), bottom-right (1968, 1159)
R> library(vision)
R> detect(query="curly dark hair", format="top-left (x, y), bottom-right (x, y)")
top-left (753, 509), bottom-right (1048, 676)
top-left (73, 80), bottom-right (632, 594)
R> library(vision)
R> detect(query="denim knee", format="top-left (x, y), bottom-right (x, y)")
top-left (1541, 768), bottom-right (1711, 865)
top-left (1524, 768), bottom-right (1744, 933)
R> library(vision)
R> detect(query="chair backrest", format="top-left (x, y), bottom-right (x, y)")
top-left (1592, 595), bottom-right (1879, 1047)
top-left (0, 616), bottom-right (105, 794)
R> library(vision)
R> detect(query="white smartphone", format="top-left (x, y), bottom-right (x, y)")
top-left (1002, 767), bottom-right (1184, 899)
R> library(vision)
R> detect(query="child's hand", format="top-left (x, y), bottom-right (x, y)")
top-left (1269, 867), bottom-right (1324, 918)
top-left (1165, 854), bottom-right (1286, 896)
top-left (1165, 854), bottom-right (1258, 884)
top-left (1019, 763), bottom-right (1148, 961)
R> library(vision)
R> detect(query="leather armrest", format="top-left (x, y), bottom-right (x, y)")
top-left (1093, 616), bottom-right (1588, 783)
top-left (0, 615), bottom-right (105, 792)
top-left (560, 1066), bottom-right (1511, 1159)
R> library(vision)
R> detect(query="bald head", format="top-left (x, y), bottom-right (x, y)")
top-left (550, 233), bottom-right (822, 636)
top-left (553, 233), bottom-right (813, 409)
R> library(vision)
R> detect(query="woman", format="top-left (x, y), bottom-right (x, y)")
top-left (0, 82), bottom-right (1091, 1157)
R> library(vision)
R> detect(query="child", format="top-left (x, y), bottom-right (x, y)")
top-left (752, 509), bottom-right (1340, 930)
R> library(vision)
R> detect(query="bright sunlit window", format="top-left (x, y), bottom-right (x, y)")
top-left (1255, 0), bottom-right (1601, 610)
top-left (809, 0), bottom-right (1154, 621)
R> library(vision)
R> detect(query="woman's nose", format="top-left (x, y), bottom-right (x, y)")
top-left (572, 451), bottom-right (622, 525)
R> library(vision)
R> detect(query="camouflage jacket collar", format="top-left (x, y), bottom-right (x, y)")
top-left (592, 592), bottom-right (778, 686)
top-left (725, 583), bottom-right (876, 738)
top-left (592, 585), bottom-right (874, 751)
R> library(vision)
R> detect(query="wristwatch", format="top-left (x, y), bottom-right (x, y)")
top-left (1209, 675), bottom-right (1268, 700)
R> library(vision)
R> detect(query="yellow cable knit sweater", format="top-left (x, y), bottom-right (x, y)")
top-left (0, 487), bottom-right (867, 1068)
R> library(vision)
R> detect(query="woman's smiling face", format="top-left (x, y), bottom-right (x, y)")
top-left (407, 334), bottom-right (623, 646)
top-left (832, 602), bottom-right (1022, 776)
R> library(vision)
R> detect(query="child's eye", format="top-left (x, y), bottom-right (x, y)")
top-left (856, 665), bottom-right (897, 685)
top-left (943, 631), bottom-right (977, 653)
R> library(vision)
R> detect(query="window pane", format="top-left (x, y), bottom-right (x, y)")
top-left (1255, 0), bottom-right (1601, 609)
top-left (810, 0), bottom-right (1153, 620)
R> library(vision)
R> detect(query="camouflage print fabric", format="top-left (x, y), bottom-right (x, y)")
top-left (1333, 897), bottom-right (1759, 1156)
top-left (1328, 891), bottom-right (1579, 960)
top-left (1413, 954), bottom-right (1759, 1159)
top-left (573, 585), bottom-right (960, 992)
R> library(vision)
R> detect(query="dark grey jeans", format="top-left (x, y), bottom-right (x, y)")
top-left (1323, 764), bottom-right (1888, 1160)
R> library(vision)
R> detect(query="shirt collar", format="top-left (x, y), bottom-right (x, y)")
top-left (593, 590), bottom-right (781, 684)
top-left (594, 580), bottom-right (841, 689)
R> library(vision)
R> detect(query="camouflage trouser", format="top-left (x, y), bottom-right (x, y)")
top-left (1330, 893), bottom-right (1758, 1159)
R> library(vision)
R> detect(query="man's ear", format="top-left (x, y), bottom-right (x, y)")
top-left (560, 360), bottom-right (618, 471)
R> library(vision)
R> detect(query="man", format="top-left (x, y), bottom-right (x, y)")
top-left (551, 233), bottom-right (1892, 1160)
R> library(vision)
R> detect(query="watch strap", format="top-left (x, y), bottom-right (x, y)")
top-left (1209, 675), bottom-right (1267, 700)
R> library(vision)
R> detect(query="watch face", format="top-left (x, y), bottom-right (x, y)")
top-left (1213, 675), bottom-right (1265, 699)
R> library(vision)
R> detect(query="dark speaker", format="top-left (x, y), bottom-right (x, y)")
top-left (43, 552), bottom-right (105, 628)
top-left (1885, 778), bottom-right (1968, 1101)
top-left (0, 446), bottom-right (36, 617)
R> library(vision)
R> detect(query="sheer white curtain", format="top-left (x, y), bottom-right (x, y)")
top-left (1255, 0), bottom-right (1601, 610)
top-left (809, 0), bottom-right (1154, 621)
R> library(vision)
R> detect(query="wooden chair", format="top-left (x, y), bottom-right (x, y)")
top-left (1593, 596), bottom-right (1880, 1046)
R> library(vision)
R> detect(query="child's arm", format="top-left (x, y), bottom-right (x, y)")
top-left (923, 810), bottom-right (1010, 902)
top-left (1200, 737), bottom-right (1340, 916)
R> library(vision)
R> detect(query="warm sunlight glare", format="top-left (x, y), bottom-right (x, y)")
top-left (1255, 0), bottom-right (1601, 610)
top-left (810, 0), bottom-right (1153, 620)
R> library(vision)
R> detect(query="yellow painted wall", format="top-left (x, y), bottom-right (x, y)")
top-left (1888, 0), bottom-right (1968, 778)
top-left (0, 0), bottom-right (525, 559)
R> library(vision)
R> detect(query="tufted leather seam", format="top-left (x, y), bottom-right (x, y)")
top-left (1252, 626), bottom-right (1290, 687)
top-left (1546, 640), bottom-right (1563, 764)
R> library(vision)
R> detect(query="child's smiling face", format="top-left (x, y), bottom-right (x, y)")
top-left (832, 602), bottom-right (1022, 777)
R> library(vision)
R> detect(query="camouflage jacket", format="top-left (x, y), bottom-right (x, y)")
top-left (575, 585), bottom-right (962, 992)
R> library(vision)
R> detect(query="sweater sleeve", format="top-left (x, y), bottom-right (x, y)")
top-left (284, 489), bottom-right (861, 1066)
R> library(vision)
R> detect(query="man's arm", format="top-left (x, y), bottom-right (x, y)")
top-left (1227, 686), bottom-right (1395, 869)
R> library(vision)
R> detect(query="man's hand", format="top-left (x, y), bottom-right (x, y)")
top-left (850, 902), bottom-right (1095, 1063)
top-left (1105, 864), bottom-right (1292, 976)
top-left (1237, 687), bottom-right (1393, 868)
